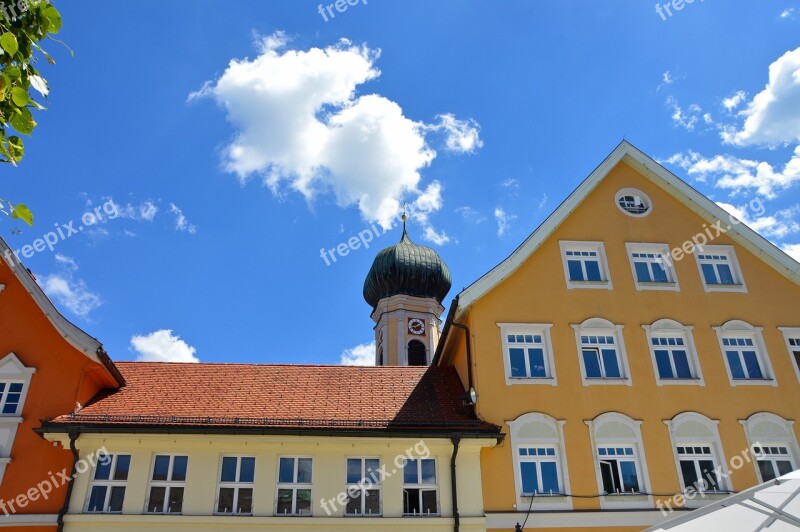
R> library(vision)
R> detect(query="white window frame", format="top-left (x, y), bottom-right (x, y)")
top-left (144, 454), bottom-right (188, 514)
top-left (559, 241), bottom-right (612, 290)
top-left (694, 245), bottom-right (747, 293)
top-left (216, 455), bottom-right (255, 515)
top-left (507, 412), bottom-right (572, 511)
top-left (643, 319), bottom-right (704, 386)
top-left (625, 243), bottom-right (679, 291)
top-left (0, 353), bottom-right (34, 484)
top-left (714, 320), bottom-right (776, 387)
top-left (85, 453), bottom-right (131, 513)
top-left (616, 188), bottom-right (652, 218)
top-left (739, 413), bottom-right (800, 483)
top-left (665, 413), bottom-right (730, 507)
top-left (778, 327), bottom-right (800, 384)
top-left (402, 457), bottom-right (440, 517)
top-left (344, 457), bottom-right (382, 517)
top-left (571, 318), bottom-right (632, 386)
top-left (586, 413), bottom-right (652, 510)
top-left (275, 456), bottom-right (313, 516)
top-left (516, 446), bottom-right (561, 496)
top-left (498, 323), bottom-right (556, 386)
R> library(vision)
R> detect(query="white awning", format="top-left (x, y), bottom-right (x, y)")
top-left (647, 470), bottom-right (800, 531)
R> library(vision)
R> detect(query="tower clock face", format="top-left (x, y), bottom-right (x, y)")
top-left (408, 318), bottom-right (425, 335)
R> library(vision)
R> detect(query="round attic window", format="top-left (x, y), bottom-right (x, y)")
top-left (616, 189), bottom-right (651, 217)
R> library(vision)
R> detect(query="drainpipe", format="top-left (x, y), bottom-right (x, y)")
top-left (450, 435), bottom-right (461, 532)
top-left (57, 431), bottom-right (80, 532)
top-left (450, 321), bottom-right (475, 410)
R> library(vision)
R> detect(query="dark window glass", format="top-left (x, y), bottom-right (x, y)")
top-left (655, 350), bottom-right (673, 378)
top-left (296, 489), bottom-right (312, 515)
top-left (237, 488), bottom-right (253, 513)
top-left (717, 264), bottom-right (734, 284)
top-left (403, 488), bottom-right (420, 514)
top-left (95, 457), bottom-right (112, 481)
top-left (758, 460), bottom-right (777, 482)
top-left (278, 458), bottom-right (294, 483)
top-left (365, 459), bottom-right (380, 484)
top-left (221, 457), bottom-right (237, 482)
top-left (364, 489), bottom-right (380, 515)
top-left (777, 460), bottom-right (794, 476)
top-left (679, 460), bottom-right (699, 489)
top-left (239, 457), bottom-right (255, 483)
top-left (420, 460), bottom-right (436, 483)
top-left (421, 489), bottom-right (437, 514)
top-left (172, 456), bottom-right (188, 482)
top-left (528, 348), bottom-right (546, 377)
top-left (509, 348), bottom-right (526, 377)
top-left (567, 260), bottom-right (584, 281)
top-left (217, 487), bottom-right (235, 513)
top-left (673, 351), bottom-right (693, 379)
top-left (297, 458), bottom-right (312, 483)
top-left (113, 455), bottom-right (130, 481)
top-left (726, 351), bottom-right (746, 379)
top-left (520, 462), bottom-right (537, 494)
top-left (87, 486), bottom-right (107, 512)
top-left (585, 261), bottom-right (602, 281)
top-left (634, 262), bottom-right (651, 282)
top-left (276, 489), bottom-right (293, 515)
top-left (701, 263), bottom-right (718, 284)
top-left (345, 491), bottom-right (361, 515)
top-left (742, 351), bottom-right (763, 379)
top-left (652, 262), bottom-right (668, 283)
top-left (404, 460), bottom-right (418, 484)
top-left (108, 486), bottom-right (125, 512)
top-left (699, 460), bottom-right (718, 489)
top-left (620, 461), bottom-right (640, 492)
top-left (540, 461), bottom-right (559, 494)
top-left (583, 349), bottom-right (602, 378)
top-left (152, 456), bottom-right (170, 481)
top-left (407, 340), bottom-right (426, 366)
top-left (147, 486), bottom-right (166, 513)
top-left (168, 486), bottom-right (184, 513)
top-left (347, 459), bottom-right (362, 484)
top-left (601, 349), bottom-right (621, 378)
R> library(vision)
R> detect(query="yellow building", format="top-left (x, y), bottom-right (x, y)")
top-left (434, 141), bottom-right (800, 531)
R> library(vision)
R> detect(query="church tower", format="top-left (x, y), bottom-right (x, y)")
top-left (363, 215), bottom-right (452, 366)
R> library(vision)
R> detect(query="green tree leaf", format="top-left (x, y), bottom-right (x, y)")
top-left (11, 87), bottom-right (28, 107)
top-left (0, 33), bottom-right (19, 56)
top-left (10, 204), bottom-right (33, 226)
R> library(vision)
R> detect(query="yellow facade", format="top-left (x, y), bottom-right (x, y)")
top-left (46, 433), bottom-right (491, 532)
top-left (438, 146), bottom-right (800, 530)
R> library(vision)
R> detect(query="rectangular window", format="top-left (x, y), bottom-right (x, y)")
top-left (581, 335), bottom-right (622, 379)
top-left (518, 447), bottom-right (560, 496)
top-left (626, 243), bottom-right (678, 291)
top-left (87, 454), bottom-right (131, 513)
top-left (787, 336), bottom-right (800, 379)
top-left (507, 333), bottom-right (547, 378)
top-left (754, 446), bottom-right (795, 482)
top-left (597, 447), bottom-right (640, 494)
top-left (345, 458), bottom-right (381, 516)
top-left (146, 455), bottom-right (187, 514)
top-left (217, 456), bottom-right (255, 515)
top-left (676, 446), bottom-right (722, 493)
top-left (403, 458), bottom-right (438, 516)
top-left (652, 336), bottom-right (694, 380)
top-left (722, 337), bottom-right (765, 380)
top-left (560, 242), bottom-right (611, 289)
top-left (276, 457), bottom-right (312, 516)
top-left (695, 246), bottom-right (745, 292)
top-left (0, 381), bottom-right (24, 415)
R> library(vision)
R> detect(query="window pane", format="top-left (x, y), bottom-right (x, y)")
top-left (278, 458), bottom-right (295, 483)
top-left (717, 264), bottom-right (734, 284)
top-left (114, 456), bottom-right (131, 481)
top-left (540, 461), bottom-right (559, 494)
top-left (680, 460), bottom-right (699, 489)
top-left (296, 489), bottom-right (312, 515)
top-left (701, 263), bottom-right (718, 284)
top-left (673, 350), bottom-right (693, 379)
top-left (237, 488), bottom-right (253, 514)
top-left (365, 489), bottom-right (381, 515)
top-left (404, 488), bottom-right (420, 514)
top-left (420, 460), bottom-right (436, 484)
top-left (172, 456), bottom-right (188, 482)
top-left (528, 348), bottom-right (546, 378)
top-left (520, 462), bottom-right (538, 494)
top-left (239, 457), bottom-right (255, 483)
top-left (152, 455), bottom-right (170, 481)
top-left (167, 486), bottom-right (184, 513)
top-left (758, 460), bottom-right (777, 482)
top-left (652, 262), bottom-right (668, 283)
top-left (404, 460), bottom-right (418, 484)
top-left (109, 486), bottom-right (125, 512)
top-left (218, 487), bottom-right (235, 513)
top-left (777, 460), bottom-right (794, 476)
top-left (634, 262), bottom-right (651, 283)
top-left (421, 489), bottom-right (438, 514)
top-left (601, 349), bottom-right (621, 378)
top-left (94, 457), bottom-right (112, 480)
top-left (87, 485), bottom-right (107, 512)
top-left (742, 351), bottom-right (763, 379)
top-left (699, 460), bottom-right (719, 489)
top-left (567, 260), bottom-right (584, 281)
top-left (600, 461), bottom-right (616, 493)
top-left (147, 486), bottom-right (166, 513)
top-left (365, 459), bottom-right (381, 484)
top-left (297, 458), bottom-right (312, 483)
top-left (620, 461), bottom-right (640, 492)
top-left (347, 458), bottom-right (362, 484)
top-left (655, 350), bottom-right (674, 379)
top-left (276, 489), bottom-right (293, 515)
top-left (583, 349), bottom-right (602, 378)
top-left (509, 348), bottom-right (526, 377)
top-left (221, 457), bottom-right (238, 482)
top-left (726, 351), bottom-right (746, 379)
top-left (345, 490), bottom-right (361, 515)
top-left (585, 260), bottom-right (602, 281)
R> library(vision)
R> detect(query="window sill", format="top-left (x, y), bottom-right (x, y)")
top-left (507, 376), bottom-right (557, 386)
top-left (656, 378), bottom-right (703, 386)
top-left (566, 280), bottom-right (612, 290)
top-left (635, 281), bottom-right (679, 292)
top-left (402, 514), bottom-right (441, 518)
top-left (703, 283), bottom-right (746, 293)
top-left (583, 377), bottom-right (632, 386)
top-left (344, 514), bottom-right (383, 518)
top-left (729, 378), bottom-right (777, 387)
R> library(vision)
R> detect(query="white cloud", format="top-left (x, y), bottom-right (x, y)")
top-left (666, 96), bottom-right (710, 131)
top-left (494, 207), bottom-right (516, 237)
top-left (340, 341), bottom-right (375, 366)
top-left (722, 90), bottom-right (747, 112)
top-left (662, 71), bottom-right (673, 85)
top-left (455, 206), bottom-right (486, 224)
top-left (131, 329), bottom-right (199, 363)
top-left (722, 47), bottom-right (800, 146)
top-left (54, 253), bottom-right (78, 270)
top-left (40, 274), bottom-right (102, 318)
top-left (716, 201), bottom-right (800, 239)
top-left (169, 203), bottom-right (197, 234)
top-left (781, 243), bottom-right (800, 262)
top-left (115, 199), bottom-right (159, 222)
top-left (423, 226), bottom-right (450, 245)
top-left (500, 178), bottom-right (520, 189)
top-left (192, 32), bottom-right (479, 230)
top-left (780, 8), bottom-right (795, 19)
top-left (538, 193), bottom-right (548, 209)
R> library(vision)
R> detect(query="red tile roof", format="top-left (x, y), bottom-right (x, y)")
top-left (45, 362), bottom-right (500, 436)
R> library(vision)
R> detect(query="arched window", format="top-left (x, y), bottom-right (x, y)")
top-left (664, 412), bottom-right (728, 502)
top-left (740, 413), bottom-right (799, 482)
top-left (507, 412), bottom-right (572, 511)
top-left (713, 320), bottom-right (775, 386)
top-left (586, 413), bottom-right (651, 508)
top-left (643, 319), bottom-right (703, 385)
top-left (407, 340), bottom-right (427, 366)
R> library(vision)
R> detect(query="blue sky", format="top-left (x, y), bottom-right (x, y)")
top-left (3, 0), bottom-right (800, 365)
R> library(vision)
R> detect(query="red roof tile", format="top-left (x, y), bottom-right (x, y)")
top-left (45, 362), bottom-right (500, 436)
